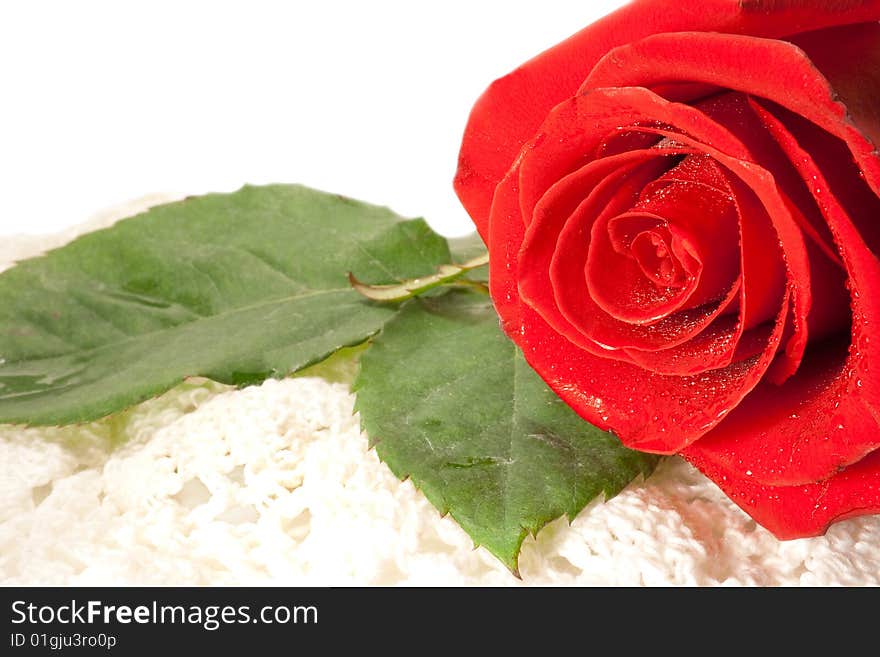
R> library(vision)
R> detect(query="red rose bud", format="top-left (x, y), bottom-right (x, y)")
top-left (454, 0), bottom-right (880, 539)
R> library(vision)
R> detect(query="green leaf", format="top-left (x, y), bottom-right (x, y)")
top-left (0, 184), bottom-right (451, 425)
top-left (447, 232), bottom-right (488, 262)
top-left (448, 232), bottom-right (488, 283)
top-left (354, 291), bottom-right (659, 574)
top-left (293, 342), bottom-right (367, 386)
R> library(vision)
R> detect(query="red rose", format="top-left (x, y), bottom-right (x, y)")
top-left (454, 0), bottom-right (880, 539)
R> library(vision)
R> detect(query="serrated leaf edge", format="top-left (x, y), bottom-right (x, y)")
top-left (351, 321), bottom-right (660, 578)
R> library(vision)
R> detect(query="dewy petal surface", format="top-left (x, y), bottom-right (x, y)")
top-left (499, 87), bottom-right (811, 452)
top-left (685, 102), bottom-right (880, 487)
top-left (582, 30), bottom-right (880, 199)
top-left (455, 0), bottom-right (880, 239)
top-left (684, 441), bottom-right (880, 540)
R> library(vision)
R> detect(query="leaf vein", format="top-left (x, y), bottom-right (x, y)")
top-left (2, 287), bottom-right (354, 368)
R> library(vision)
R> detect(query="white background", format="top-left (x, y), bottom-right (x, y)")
top-left (0, 0), bottom-right (628, 239)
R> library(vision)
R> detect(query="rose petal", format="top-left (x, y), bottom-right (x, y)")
top-left (455, 0), bottom-right (880, 238)
top-left (683, 440), bottom-right (880, 540)
top-left (582, 30), bottom-right (880, 200)
top-left (685, 100), bottom-right (880, 485)
top-left (496, 86), bottom-right (815, 451)
top-left (684, 340), bottom-right (879, 487)
top-left (792, 22), bottom-right (880, 152)
top-left (518, 148), bottom-right (729, 354)
top-left (550, 170), bottom-right (742, 355)
top-left (516, 298), bottom-right (789, 454)
top-left (587, 156), bottom-right (740, 323)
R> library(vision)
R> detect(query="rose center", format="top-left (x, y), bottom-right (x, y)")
top-left (630, 227), bottom-right (687, 288)
top-left (586, 155), bottom-right (740, 325)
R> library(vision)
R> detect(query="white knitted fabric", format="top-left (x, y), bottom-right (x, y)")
top-left (2, 196), bottom-right (879, 586)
